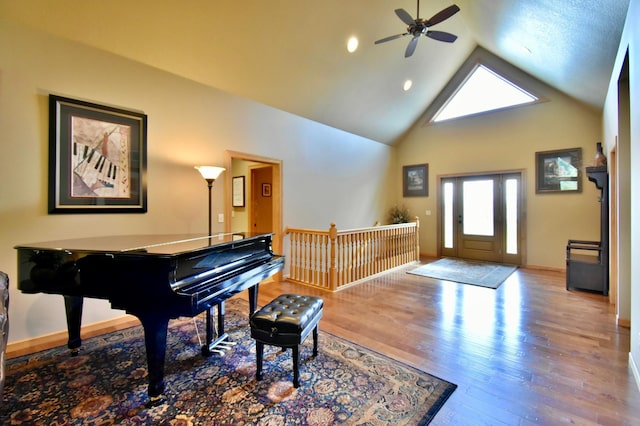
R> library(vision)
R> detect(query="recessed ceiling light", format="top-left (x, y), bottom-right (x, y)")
top-left (347, 37), bottom-right (359, 53)
top-left (403, 80), bottom-right (413, 91)
top-left (519, 44), bottom-right (532, 54)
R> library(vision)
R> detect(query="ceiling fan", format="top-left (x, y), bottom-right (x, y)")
top-left (374, 1), bottom-right (461, 58)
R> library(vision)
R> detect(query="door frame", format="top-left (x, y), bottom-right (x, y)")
top-left (437, 169), bottom-right (526, 265)
top-left (224, 151), bottom-right (283, 274)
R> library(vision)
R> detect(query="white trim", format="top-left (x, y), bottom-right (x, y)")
top-left (629, 351), bottom-right (640, 393)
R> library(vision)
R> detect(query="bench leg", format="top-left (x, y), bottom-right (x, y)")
top-left (292, 345), bottom-right (300, 388)
top-left (256, 341), bottom-right (264, 381)
top-left (312, 325), bottom-right (319, 357)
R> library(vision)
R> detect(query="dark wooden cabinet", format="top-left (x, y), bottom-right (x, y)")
top-left (566, 166), bottom-right (609, 295)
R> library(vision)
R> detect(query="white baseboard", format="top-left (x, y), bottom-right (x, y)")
top-left (629, 351), bottom-right (640, 392)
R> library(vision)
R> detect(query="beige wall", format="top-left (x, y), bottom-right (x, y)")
top-left (603, 0), bottom-right (640, 388)
top-left (0, 20), bottom-right (394, 343)
top-left (397, 76), bottom-right (603, 268)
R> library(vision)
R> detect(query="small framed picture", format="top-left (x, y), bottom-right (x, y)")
top-left (48, 95), bottom-right (147, 213)
top-left (232, 176), bottom-right (245, 207)
top-left (535, 148), bottom-right (582, 193)
top-left (262, 183), bottom-right (272, 197)
top-left (403, 164), bottom-right (428, 197)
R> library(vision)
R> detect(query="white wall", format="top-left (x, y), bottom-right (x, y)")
top-left (0, 20), bottom-right (395, 343)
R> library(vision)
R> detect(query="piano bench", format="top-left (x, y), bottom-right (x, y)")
top-left (250, 294), bottom-right (323, 388)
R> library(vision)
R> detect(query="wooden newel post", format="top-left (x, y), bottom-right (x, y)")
top-left (329, 223), bottom-right (338, 291)
top-left (414, 216), bottom-right (420, 261)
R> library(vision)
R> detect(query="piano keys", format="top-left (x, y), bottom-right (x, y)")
top-left (72, 141), bottom-right (118, 195)
top-left (15, 233), bottom-right (284, 405)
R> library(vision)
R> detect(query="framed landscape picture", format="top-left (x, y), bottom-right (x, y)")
top-left (48, 95), bottom-right (147, 213)
top-left (535, 148), bottom-right (582, 193)
top-left (403, 164), bottom-right (428, 197)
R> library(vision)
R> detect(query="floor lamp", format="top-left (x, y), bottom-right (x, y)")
top-left (194, 166), bottom-right (226, 237)
top-left (193, 165), bottom-right (231, 355)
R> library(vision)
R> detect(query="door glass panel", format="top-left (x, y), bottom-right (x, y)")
top-left (444, 182), bottom-right (454, 248)
top-left (505, 178), bottom-right (518, 254)
top-left (463, 180), bottom-right (494, 236)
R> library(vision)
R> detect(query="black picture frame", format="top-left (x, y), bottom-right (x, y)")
top-left (403, 164), bottom-right (428, 197)
top-left (535, 148), bottom-right (582, 193)
top-left (48, 95), bottom-right (147, 213)
top-left (232, 176), bottom-right (245, 207)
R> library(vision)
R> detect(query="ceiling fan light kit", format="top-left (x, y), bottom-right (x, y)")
top-left (375, 0), bottom-right (460, 58)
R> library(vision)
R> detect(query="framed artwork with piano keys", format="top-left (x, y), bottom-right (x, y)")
top-left (48, 95), bottom-right (148, 213)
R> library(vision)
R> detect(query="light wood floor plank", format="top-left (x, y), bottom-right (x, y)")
top-left (255, 262), bottom-right (640, 425)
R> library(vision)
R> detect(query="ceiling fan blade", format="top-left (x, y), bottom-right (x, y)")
top-left (395, 8), bottom-right (415, 25)
top-left (405, 36), bottom-right (420, 58)
top-left (374, 33), bottom-right (407, 44)
top-left (426, 30), bottom-right (458, 43)
top-left (425, 4), bottom-right (460, 27)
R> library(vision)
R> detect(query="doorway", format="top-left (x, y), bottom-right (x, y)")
top-left (615, 50), bottom-right (630, 325)
top-left (224, 151), bottom-right (283, 266)
top-left (250, 165), bottom-right (273, 235)
top-left (439, 172), bottom-right (523, 265)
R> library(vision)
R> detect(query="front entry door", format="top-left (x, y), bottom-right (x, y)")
top-left (440, 173), bottom-right (522, 265)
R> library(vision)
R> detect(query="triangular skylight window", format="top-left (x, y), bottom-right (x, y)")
top-left (433, 64), bottom-right (538, 123)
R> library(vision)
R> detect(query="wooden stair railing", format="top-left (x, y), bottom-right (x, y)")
top-left (285, 218), bottom-right (419, 291)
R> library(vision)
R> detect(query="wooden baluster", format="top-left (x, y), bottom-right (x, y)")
top-left (290, 232), bottom-right (297, 281)
top-left (345, 234), bottom-right (350, 286)
top-left (298, 232), bottom-right (303, 281)
top-left (342, 234), bottom-right (348, 287)
top-left (375, 230), bottom-right (382, 273)
top-left (414, 217), bottom-right (420, 262)
top-left (310, 233), bottom-right (316, 285)
top-left (306, 233), bottom-right (312, 284)
top-left (402, 227), bottom-right (406, 265)
top-left (354, 233), bottom-right (358, 282)
top-left (353, 233), bottom-right (359, 281)
top-left (325, 233), bottom-right (330, 288)
top-left (302, 233), bottom-right (308, 283)
top-left (364, 231), bottom-right (370, 278)
top-left (320, 234), bottom-right (325, 288)
top-left (313, 233), bottom-right (319, 286)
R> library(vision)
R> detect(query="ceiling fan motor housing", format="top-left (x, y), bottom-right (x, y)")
top-left (409, 19), bottom-right (429, 36)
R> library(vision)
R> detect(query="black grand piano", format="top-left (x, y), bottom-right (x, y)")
top-left (14, 232), bottom-right (284, 405)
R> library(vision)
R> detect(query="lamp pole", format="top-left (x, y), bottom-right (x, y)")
top-left (205, 178), bottom-right (214, 237)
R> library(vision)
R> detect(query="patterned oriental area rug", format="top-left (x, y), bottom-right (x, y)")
top-left (1, 298), bottom-right (456, 425)
top-left (409, 258), bottom-right (518, 289)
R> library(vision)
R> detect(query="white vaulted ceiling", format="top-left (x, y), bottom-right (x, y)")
top-left (0, 0), bottom-right (630, 144)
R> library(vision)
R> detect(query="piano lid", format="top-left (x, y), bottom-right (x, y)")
top-left (14, 233), bottom-right (272, 256)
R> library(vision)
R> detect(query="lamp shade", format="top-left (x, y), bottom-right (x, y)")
top-left (195, 166), bottom-right (225, 180)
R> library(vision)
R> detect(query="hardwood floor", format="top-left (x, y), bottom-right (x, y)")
top-left (254, 262), bottom-right (640, 425)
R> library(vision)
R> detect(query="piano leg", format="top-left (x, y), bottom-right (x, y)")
top-left (248, 284), bottom-right (259, 314)
top-left (218, 301), bottom-right (225, 336)
top-left (63, 295), bottom-right (83, 356)
top-left (135, 311), bottom-right (169, 406)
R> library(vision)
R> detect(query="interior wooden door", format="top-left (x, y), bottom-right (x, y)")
top-left (250, 166), bottom-right (273, 235)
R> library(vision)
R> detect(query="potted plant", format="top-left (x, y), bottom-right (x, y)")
top-left (388, 205), bottom-right (411, 224)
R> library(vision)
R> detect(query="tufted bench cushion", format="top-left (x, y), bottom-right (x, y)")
top-left (250, 294), bottom-right (323, 387)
